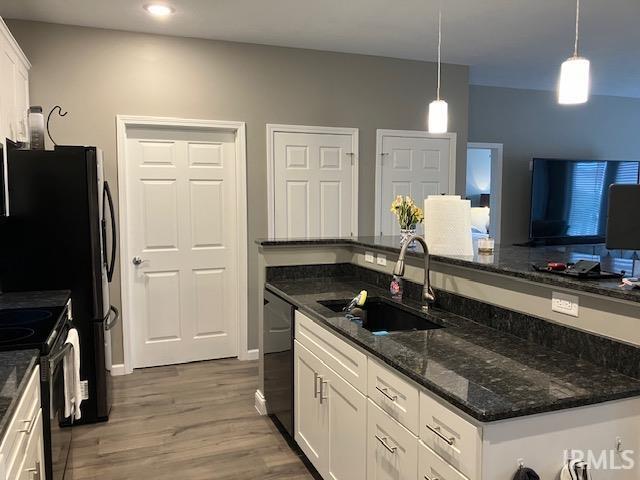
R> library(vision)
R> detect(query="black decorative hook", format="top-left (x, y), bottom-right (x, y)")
top-left (46, 105), bottom-right (68, 147)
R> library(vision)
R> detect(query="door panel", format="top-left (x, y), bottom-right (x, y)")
top-left (378, 133), bottom-right (454, 236)
top-left (273, 130), bottom-right (355, 238)
top-left (127, 126), bottom-right (238, 368)
top-left (326, 367), bottom-right (367, 480)
top-left (294, 341), bottom-right (328, 473)
top-left (367, 399), bottom-right (418, 480)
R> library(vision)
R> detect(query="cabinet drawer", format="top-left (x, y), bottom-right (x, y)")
top-left (367, 399), bottom-right (417, 480)
top-left (419, 440), bottom-right (468, 480)
top-left (295, 311), bottom-right (367, 393)
top-left (0, 366), bottom-right (41, 478)
top-left (368, 359), bottom-right (419, 434)
top-left (419, 391), bottom-right (480, 480)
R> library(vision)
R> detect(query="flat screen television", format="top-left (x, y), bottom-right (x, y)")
top-left (529, 158), bottom-right (640, 244)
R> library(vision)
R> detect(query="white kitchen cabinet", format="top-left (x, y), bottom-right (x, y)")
top-left (0, 366), bottom-right (45, 480)
top-left (294, 340), bottom-right (328, 473)
top-left (366, 399), bottom-right (418, 480)
top-left (293, 311), bottom-right (640, 480)
top-left (294, 339), bottom-right (367, 480)
top-left (0, 17), bottom-right (30, 145)
top-left (325, 365), bottom-right (367, 480)
top-left (17, 409), bottom-right (43, 480)
top-left (420, 391), bottom-right (481, 479)
top-left (419, 440), bottom-right (467, 480)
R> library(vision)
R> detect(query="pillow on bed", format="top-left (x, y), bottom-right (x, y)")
top-left (470, 207), bottom-right (490, 234)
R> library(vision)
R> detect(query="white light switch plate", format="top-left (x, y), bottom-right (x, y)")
top-left (365, 251), bottom-right (375, 263)
top-left (552, 292), bottom-right (579, 317)
top-left (376, 254), bottom-right (387, 266)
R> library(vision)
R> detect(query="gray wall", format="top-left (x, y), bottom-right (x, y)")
top-left (7, 20), bottom-right (469, 363)
top-left (469, 85), bottom-right (640, 244)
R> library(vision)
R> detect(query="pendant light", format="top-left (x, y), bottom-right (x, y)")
top-left (558, 0), bottom-right (590, 104)
top-left (428, 7), bottom-right (448, 133)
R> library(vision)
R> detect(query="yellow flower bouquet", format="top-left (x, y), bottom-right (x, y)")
top-left (390, 195), bottom-right (424, 230)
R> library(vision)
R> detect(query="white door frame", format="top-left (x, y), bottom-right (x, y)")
top-left (116, 115), bottom-right (249, 375)
top-left (266, 124), bottom-right (359, 238)
top-left (467, 142), bottom-right (504, 244)
top-left (374, 129), bottom-right (457, 236)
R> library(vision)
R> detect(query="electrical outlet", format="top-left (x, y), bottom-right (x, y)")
top-left (80, 380), bottom-right (89, 400)
top-left (365, 251), bottom-right (375, 263)
top-left (376, 254), bottom-right (387, 266)
top-left (552, 292), bottom-right (579, 317)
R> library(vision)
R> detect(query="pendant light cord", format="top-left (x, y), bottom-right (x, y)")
top-left (437, 7), bottom-right (442, 100)
top-left (573, 0), bottom-right (580, 57)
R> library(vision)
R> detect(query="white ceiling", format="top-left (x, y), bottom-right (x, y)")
top-left (2, 0), bottom-right (639, 97)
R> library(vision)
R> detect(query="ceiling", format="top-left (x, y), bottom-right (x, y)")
top-left (2, 0), bottom-right (639, 98)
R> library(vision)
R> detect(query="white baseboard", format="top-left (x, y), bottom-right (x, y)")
top-left (109, 363), bottom-right (127, 376)
top-left (246, 348), bottom-right (259, 361)
top-left (255, 389), bottom-right (267, 415)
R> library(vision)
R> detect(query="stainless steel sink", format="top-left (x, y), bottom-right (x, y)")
top-left (317, 297), bottom-right (443, 333)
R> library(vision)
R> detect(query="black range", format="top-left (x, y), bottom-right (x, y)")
top-left (0, 290), bottom-right (73, 480)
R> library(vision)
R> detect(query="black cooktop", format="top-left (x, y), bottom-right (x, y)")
top-left (0, 306), bottom-right (66, 353)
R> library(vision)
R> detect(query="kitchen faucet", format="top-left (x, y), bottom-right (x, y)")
top-left (393, 234), bottom-right (436, 310)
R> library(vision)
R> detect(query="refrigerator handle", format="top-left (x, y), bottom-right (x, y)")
top-left (104, 181), bottom-right (117, 283)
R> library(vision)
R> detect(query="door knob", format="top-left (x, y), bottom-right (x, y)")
top-left (132, 256), bottom-right (145, 266)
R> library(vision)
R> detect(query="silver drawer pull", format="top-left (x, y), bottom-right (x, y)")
top-left (19, 418), bottom-right (35, 435)
top-left (376, 386), bottom-right (398, 402)
top-left (375, 434), bottom-right (397, 453)
top-left (314, 372), bottom-right (320, 398)
top-left (426, 424), bottom-right (455, 445)
top-left (424, 475), bottom-right (439, 480)
top-left (319, 379), bottom-right (328, 404)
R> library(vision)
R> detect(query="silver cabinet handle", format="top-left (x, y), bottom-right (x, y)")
top-left (426, 424), bottom-right (455, 445)
top-left (424, 475), bottom-right (439, 480)
top-left (132, 256), bottom-right (145, 266)
top-left (313, 372), bottom-right (320, 398)
top-left (19, 418), bottom-right (35, 435)
top-left (376, 386), bottom-right (398, 402)
top-left (319, 378), bottom-right (328, 404)
top-left (375, 435), bottom-right (397, 453)
top-left (26, 461), bottom-right (41, 480)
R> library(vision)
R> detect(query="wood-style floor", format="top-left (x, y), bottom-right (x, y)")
top-left (65, 359), bottom-right (313, 479)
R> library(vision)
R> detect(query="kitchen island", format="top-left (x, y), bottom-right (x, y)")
top-left (256, 237), bottom-right (640, 479)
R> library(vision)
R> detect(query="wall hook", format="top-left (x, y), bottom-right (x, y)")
top-left (46, 105), bottom-right (69, 147)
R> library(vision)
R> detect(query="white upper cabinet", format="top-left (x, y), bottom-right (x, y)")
top-left (0, 16), bottom-right (30, 144)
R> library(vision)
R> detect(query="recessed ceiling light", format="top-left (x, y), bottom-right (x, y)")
top-left (144, 4), bottom-right (175, 17)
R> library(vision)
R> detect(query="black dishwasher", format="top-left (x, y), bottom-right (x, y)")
top-left (263, 289), bottom-right (296, 438)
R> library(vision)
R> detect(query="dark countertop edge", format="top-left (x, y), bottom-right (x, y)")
top-left (0, 290), bottom-right (72, 310)
top-left (0, 351), bottom-right (40, 439)
top-left (258, 238), bottom-right (640, 304)
top-left (265, 282), bottom-right (640, 423)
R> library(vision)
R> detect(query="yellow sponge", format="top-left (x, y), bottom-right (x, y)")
top-left (357, 290), bottom-right (367, 306)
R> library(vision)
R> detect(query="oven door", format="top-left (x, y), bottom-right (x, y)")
top-left (48, 339), bottom-right (74, 480)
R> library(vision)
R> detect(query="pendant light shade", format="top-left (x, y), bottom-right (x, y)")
top-left (428, 8), bottom-right (448, 133)
top-left (558, 0), bottom-right (590, 104)
top-left (428, 100), bottom-right (448, 134)
top-left (558, 56), bottom-right (590, 104)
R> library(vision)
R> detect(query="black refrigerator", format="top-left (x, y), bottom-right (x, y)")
top-left (1, 144), bottom-right (117, 424)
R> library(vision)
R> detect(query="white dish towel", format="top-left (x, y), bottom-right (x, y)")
top-left (63, 328), bottom-right (82, 421)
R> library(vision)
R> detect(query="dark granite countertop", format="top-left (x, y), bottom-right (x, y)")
top-left (258, 236), bottom-right (640, 303)
top-left (0, 350), bottom-right (40, 438)
top-left (0, 290), bottom-right (71, 310)
top-left (266, 276), bottom-right (640, 422)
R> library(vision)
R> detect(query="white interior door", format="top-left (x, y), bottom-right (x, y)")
top-left (376, 130), bottom-right (456, 236)
top-left (126, 126), bottom-right (239, 368)
top-left (270, 126), bottom-right (358, 238)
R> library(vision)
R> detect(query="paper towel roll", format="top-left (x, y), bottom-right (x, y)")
top-left (424, 195), bottom-right (473, 256)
